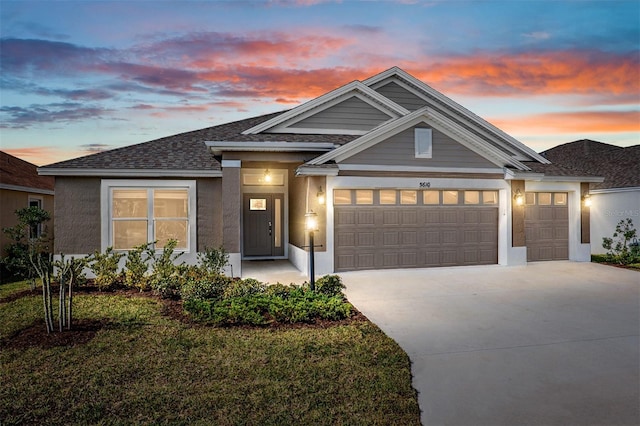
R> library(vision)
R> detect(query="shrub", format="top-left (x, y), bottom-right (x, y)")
top-left (602, 218), bottom-right (640, 265)
top-left (123, 242), bottom-right (152, 291)
top-left (181, 271), bottom-right (233, 303)
top-left (147, 240), bottom-right (185, 298)
top-left (197, 246), bottom-right (229, 274)
top-left (314, 274), bottom-right (346, 297)
top-left (223, 278), bottom-right (267, 299)
top-left (87, 247), bottom-right (124, 290)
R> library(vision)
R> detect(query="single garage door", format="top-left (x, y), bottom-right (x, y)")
top-left (334, 189), bottom-right (499, 271)
top-left (525, 192), bottom-right (569, 261)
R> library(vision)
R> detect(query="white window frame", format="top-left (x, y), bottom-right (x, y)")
top-left (414, 128), bottom-right (433, 159)
top-left (28, 195), bottom-right (44, 238)
top-left (101, 180), bottom-right (197, 252)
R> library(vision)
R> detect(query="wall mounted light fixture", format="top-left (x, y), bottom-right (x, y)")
top-left (263, 169), bottom-right (272, 183)
top-left (317, 186), bottom-right (325, 205)
top-left (513, 188), bottom-right (524, 206)
top-left (582, 192), bottom-right (592, 207)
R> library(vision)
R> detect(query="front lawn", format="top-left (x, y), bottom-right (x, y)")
top-left (0, 292), bottom-right (421, 425)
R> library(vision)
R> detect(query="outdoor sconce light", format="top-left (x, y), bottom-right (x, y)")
top-left (317, 186), bottom-right (325, 205)
top-left (305, 211), bottom-right (319, 291)
top-left (513, 188), bottom-right (524, 206)
top-left (582, 192), bottom-right (592, 207)
top-left (263, 169), bottom-right (272, 183)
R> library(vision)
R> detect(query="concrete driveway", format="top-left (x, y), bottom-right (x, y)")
top-left (341, 261), bottom-right (639, 426)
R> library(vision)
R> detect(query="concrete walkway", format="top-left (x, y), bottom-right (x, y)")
top-left (241, 260), bottom-right (308, 285)
top-left (341, 261), bottom-right (640, 426)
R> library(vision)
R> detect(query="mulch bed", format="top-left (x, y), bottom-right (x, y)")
top-left (2, 286), bottom-right (367, 350)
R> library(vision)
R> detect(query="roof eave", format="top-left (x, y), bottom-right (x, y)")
top-left (38, 168), bottom-right (222, 178)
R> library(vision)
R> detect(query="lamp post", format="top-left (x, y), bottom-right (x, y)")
top-left (305, 211), bottom-right (318, 291)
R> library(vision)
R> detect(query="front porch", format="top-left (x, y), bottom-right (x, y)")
top-left (241, 259), bottom-right (308, 285)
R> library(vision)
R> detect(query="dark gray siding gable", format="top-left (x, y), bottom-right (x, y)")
top-left (342, 126), bottom-right (497, 168)
top-left (285, 96), bottom-right (393, 131)
top-left (374, 81), bottom-right (427, 111)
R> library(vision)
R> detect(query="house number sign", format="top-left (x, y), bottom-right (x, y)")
top-left (419, 182), bottom-right (431, 188)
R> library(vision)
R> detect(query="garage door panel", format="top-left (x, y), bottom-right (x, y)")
top-left (336, 232), bottom-right (355, 248)
top-left (357, 253), bottom-right (375, 269)
top-left (357, 210), bottom-right (375, 225)
top-left (402, 210), bottom-right (418, 225)
top-left (383, 211), bottom-right (399, 225)
top-left (441, 210), bottom-right (458, 223)
top-left (383, 231), bottom-right (399, 246)
top-left (357, 232), bottom-right (375, 247)
top-left (442, 230), bottom-right (457, 244)
top-left (401, 252), bottom-right (418, 267)
top-left (402, 231), bottom-right (418, 245)
top-left (424, 230), bottom-right (440, 244)
top-left (463, 230), bottom-right (478, 243)
top-left (336, 210), bottom-right (356, 225)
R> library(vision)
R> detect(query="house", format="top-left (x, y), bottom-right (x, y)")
top-left (38, 67), bottom-right (602, 277)
top-left (541, 140), bottom-right (640, 254)
top-left (0, 151), bottom-right (55, 255)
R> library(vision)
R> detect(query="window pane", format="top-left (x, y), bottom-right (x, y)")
top-left (113, 220), bottom-right (148, 250)
top-left (334, 190), bottom-right (351, 205)
top-left (155, 220), bottom-right (188, 250)
top-left (274, 198), bottom-right (281, 248)
top-left (356, 190), bottom-right (373, 205)
top-left (443, 190), bottom-right (459, 204)
top-left (113, 189), bottom-right (148, 218)
top-left (423, 190), bottom-right (439, 205)
top-left (379, 190), bottom-right (397, 205)
top-left (250, 198), bottom-right (267, 210)
top-left (483, 191), bottom-right (498, 205)
top-left (538, 193), bottom-right (552, 205)
top-left (464, 191), bottom-right (480, 204)
top-left (525, 192), bottom-right (535, 205)
top-left (400, 190), bottom-right (417, 205)
top-left (154, 189), bottom-right (188, 218)
top-left (554, 193), bottom-right (567, 205)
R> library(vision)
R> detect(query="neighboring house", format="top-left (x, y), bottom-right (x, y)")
top-left (39, 67), bottom-right (602, 277)
top-left (0, 151), bottom-right (55, 256)
top-left (541, 140), bottom-right (640, 255)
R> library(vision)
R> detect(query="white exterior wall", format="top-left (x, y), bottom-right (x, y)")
top-left (589, 188), bottom-right (640, 254)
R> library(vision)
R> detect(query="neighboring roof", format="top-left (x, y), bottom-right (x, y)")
top-left (0, 151), bottom-right (54, 193)
top-left (541, 140), bottom-right (640, 189)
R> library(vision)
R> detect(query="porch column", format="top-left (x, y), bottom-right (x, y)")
top-left (222, 160), bottom-right (241, 277)
top-left (580, 182), bottom-right (590, 243)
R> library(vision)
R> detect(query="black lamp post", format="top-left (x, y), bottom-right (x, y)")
top-left (305, 211), bottom-right (318, 291)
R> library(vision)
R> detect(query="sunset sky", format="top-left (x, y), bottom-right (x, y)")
top-left (1, 0), bottom-right (638, 166)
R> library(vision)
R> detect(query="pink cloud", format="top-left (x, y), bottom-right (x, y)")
top-left (490, 110), bottom-right (640, 134)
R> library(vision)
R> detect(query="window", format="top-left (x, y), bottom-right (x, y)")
top-left (334, 189), bottom-right (351, 205)
top-left (464, 191), bottom-right (480, 204)
top-left (400, 190), bottom-right (417, 205)
top-left (414, 128), bottom-right (432, 158)
top-left (103, 180), bottom-right (196, 252)
top-left (482, 191), bottom-right (498, 205)
top-left (538, 193), bottom-right (552, 206)
top-left (443, 190), bottom-right (459, 205)
top-left (423, 190), bottom-right (439, 205)
top-left (379, 190), bottom-right (397, 205)
top-left (554, 193), bottom-right (567, 205)
top-left (525, 192), bottom-right (535, 205)
top-left (28, 196), bottom-right (43, 238)
top-left (356, 190), bottom-right (373, 205)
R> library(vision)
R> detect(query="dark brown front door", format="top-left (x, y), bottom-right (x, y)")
top-left (243, 194), bottom-right (284, 257)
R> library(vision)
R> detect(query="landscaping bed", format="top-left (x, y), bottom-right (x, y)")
top-left (1, 282), bottom-right (421, 425)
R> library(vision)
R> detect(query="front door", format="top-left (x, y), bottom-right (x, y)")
top-left (243, 194), bottom-right (284, 257)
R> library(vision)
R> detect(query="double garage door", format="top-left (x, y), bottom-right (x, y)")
top-left (334, 189), bottom-right (499, 272)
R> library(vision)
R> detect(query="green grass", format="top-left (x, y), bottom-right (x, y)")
top-left (1, 294), bottom-right (421, 425)
top-left (0, 280), bottom-right (34, 300)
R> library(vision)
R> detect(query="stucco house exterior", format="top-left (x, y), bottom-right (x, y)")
top-left (1, 151), bottom-right (55, 256)
top-left (541, 140), bottom-right (640, 255)
top-left (39, 67), bottom-right (602, 277)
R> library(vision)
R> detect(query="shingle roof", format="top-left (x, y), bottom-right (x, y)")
top-left (541, 140), bottom-right (640, 189)
top-left (0, 151), bottom-right (54, 191)
top-left (40, 111), bottom-right (359, 171)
